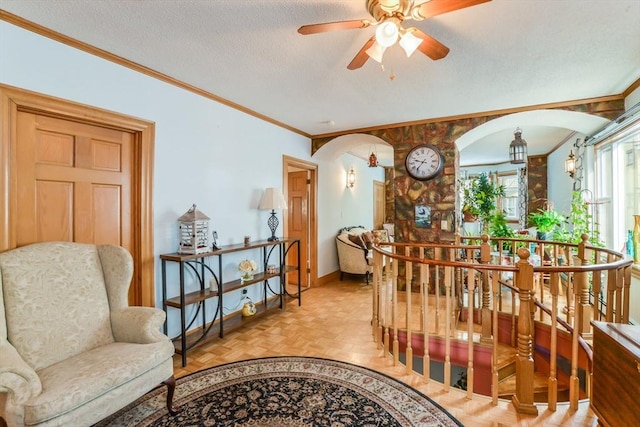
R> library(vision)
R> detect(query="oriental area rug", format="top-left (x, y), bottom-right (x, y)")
top-left (95, 356), bottom-right (463, 427)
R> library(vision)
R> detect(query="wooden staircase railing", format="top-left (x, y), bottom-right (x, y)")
top-left (370, 234), bottom-right (634, 415)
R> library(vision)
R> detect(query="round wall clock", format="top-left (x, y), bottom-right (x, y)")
top-left (404, 144), bottom-right (445, 181)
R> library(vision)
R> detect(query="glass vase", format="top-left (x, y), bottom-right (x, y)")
top-left (633, 215), bottom-right (640, 263)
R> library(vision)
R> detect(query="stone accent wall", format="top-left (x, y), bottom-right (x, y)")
top-left (384, 166), bottom-right (394, 224)
top-left (526, 154), bottom-right (548, 220)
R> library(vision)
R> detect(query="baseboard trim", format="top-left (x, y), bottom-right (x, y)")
top-left (317, 270), bottom-right (340, 286)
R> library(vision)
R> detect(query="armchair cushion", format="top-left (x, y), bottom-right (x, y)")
top-left (28, 340), bottom-right (171, 426)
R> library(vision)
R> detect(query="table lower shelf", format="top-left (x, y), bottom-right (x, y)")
top-left (172, 296), bottom-right (283, 354)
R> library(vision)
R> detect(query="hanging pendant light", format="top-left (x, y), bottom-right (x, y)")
top-left (368, 150), bottom-right (379, 167)
top-left (509, 127), bottom-right (527, 164)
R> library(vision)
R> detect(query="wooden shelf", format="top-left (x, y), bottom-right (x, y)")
top-left (165, 271), bottom-right (283, 308)
top-left (218, 272), bottom-right (279, 293)
top-left (165, 288), bottom-right (217, 308)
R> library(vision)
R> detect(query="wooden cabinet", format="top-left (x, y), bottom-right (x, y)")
top-left (591, 321), bottom-right (640, 427)
top-left (161, 238), bottom-right (300, 366)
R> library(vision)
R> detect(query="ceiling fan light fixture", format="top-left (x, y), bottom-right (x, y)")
top-left (399, 30), bottom-right (422, 57)
top-left (365, 41), bottom-right (386, 63)
top-left (375, 21), bottom-right (399, 47)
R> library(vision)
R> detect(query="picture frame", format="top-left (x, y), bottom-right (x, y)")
top-left (415, 204), bottom-right (432, 228)
top-left (372, 229), bottom-right (389, 243)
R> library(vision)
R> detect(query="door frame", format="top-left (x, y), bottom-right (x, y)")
top-left (282, 155), bottom-right (317, 287)
top-left (0, 84), bottom-right (156, 307)
top-left (373, 180), bottom-right (385, 230)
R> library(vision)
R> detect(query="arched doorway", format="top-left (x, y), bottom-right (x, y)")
top-left (455, 109), bottom-right (611, 227)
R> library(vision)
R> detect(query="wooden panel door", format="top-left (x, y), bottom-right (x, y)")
top-left (373, 180), bottom-right (385, 230)
top-left (287, 170), bottom-right (309, 287)
top-left (15, 111), bottom-right (133, 256)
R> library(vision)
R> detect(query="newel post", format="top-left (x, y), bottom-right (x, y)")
top-left (575, 234), bottom-right (592, 334)
top-left (512, 248), bottom-right (539, 415)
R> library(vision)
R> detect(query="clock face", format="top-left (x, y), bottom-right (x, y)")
top-left (404, 144), bottom-right (444, 181)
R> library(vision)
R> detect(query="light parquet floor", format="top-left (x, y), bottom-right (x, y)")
top-left (172, 279), bottom-right (597, 427)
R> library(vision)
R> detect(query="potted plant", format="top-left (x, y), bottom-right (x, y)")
top-left (461, 172), bottom-right (505, 228)
top-left (489, 211), bottom-right (515, 252)
top-left (528, 208), bottom-right (564, 240)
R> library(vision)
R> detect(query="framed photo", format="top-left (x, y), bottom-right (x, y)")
top-left (372, 229), bottom-right (389, 243)
top-left (415, 204), bottom-right (432, 228)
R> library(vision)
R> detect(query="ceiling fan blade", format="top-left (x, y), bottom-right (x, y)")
top-left (298, 19), bottom-right (371, 35)
top-left (411, 29), bottom-right (450, 60)
top-left (416, 0), bottom-right (491, 20)
top-left (347, 37), bottom-right (376, 70)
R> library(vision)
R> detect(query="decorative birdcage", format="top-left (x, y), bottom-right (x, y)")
top-left (178, 204), bottom-right (210, 254)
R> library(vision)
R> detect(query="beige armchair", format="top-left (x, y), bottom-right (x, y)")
top-left (336, 226), bottom-right (373, 284)
top-left (0, 242), bottom-right (176, 427)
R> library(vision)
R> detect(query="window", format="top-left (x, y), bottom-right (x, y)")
top-left (498, 172), bottom-right (519, 221)
top-left (594, 117), bottom-right (640, 250)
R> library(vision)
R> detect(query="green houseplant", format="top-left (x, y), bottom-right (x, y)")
top-left (553, 191), bottom-right (604, 247)
top-left (461, 172), bottom-right (505, 227)
top-left (528, 207), bottom-right (564, 240)
top-left (489, 211), bottom-right (515, 252)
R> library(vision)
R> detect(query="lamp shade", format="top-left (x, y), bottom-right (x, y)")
top-left (259, 187), bottom-right (287, 210)
top-left (399, 30), bottom-right (422, 57)
top-left (375, 21), bottom-right (399, 47)
top-left (365, 41), bottom-right (386, 63)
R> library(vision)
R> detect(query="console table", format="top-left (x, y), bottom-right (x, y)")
top-left (161, 238), bottom-right (300, 366)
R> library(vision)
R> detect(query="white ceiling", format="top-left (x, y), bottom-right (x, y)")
top-left (1, 0), bottom-right (639, 166)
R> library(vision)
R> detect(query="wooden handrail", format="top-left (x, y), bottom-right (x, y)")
top-left (370, 234), bottom-right (633, 415)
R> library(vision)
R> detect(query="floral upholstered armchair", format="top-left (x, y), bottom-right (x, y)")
top-left (0, 242), bottom-right (176, 427)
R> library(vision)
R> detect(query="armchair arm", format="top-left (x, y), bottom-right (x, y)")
top-left (0, 339), bottom-right (41, 405)
top-left (111, 307), bottom-right (169, 344)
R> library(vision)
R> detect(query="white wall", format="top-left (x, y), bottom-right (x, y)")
top-left (317, 153), bottom-right (385, 275)
top-left (547, 134), bottom-right (586, 215)
top-left (0, 22), bottom-right (381, 336)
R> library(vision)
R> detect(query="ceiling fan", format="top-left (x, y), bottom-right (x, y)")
top-left (298, 0), bottom-right (491, 70)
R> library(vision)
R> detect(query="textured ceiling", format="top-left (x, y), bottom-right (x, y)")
top-left (1, 0), bottom-right (639, 165)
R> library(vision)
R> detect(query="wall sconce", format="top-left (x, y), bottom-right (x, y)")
top-left (346, 167), bottom-right (356, 188)
top-left (509, 127), bottom-right (528, 164)
top-left (565, 150), bottom-right (576, 178)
